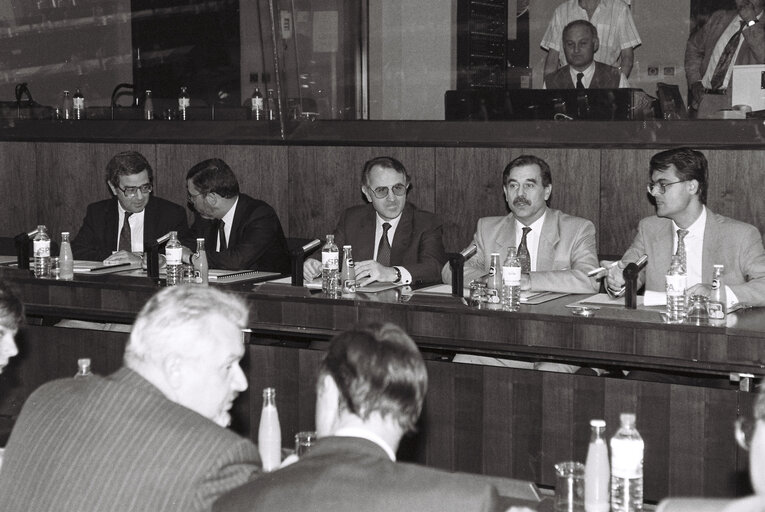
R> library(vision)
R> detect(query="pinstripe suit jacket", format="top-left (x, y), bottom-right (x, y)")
top-left (0, 367), bottom-right (260, 512)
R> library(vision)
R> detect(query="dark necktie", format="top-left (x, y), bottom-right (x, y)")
top-left (576, 72), bottom-right (585, 90)
top-left (710, 21), bottom-right (747, 90)
top-left (218, 220), bottom-right (227, 251)
top-left (377, 222), bottom-right (392, 267)
top-left (675, 229), bottom-right (689, 272)
top-left (118, 212), bottom-right (132, 252)
top-left (517, 227), bottom-right (531, 274)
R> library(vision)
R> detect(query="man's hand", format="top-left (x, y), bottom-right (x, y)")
top-left (686, 282), bottom-right (713, 298)
top-left (354, 260), bottom-right (397, 287)
top-left (601, 259), bottom-right (626, 293)
top-left (303, 258), bottom-right (322, 281)
top-left (103, 250), bottom-right (142, 265)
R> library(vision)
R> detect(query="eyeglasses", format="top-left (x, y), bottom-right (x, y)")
top-left (368, 183), bottom-right (408, 199)
top-left (116, 183), bottom-right (152, 198)
top-left (646, 179), bottom-right (689, 195)
top-left (187, 190), bottom-right (204, 202)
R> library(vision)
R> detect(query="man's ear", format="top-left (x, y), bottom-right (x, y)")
top-left (205, 192), bottom-right (219, 208)
top-left (362, 186), bottom-right (372, 203)
top-left (593, 37), bottom-right (600, 54)
top-left (107, 182), bottom-right (117, 196)
top-left (162, 354), bottom-right (184, 390)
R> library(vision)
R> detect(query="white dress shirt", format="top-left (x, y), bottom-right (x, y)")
top-left (218, 196), bottom-right (239, 251)
top-left (514, 211), bottom-right (546, 272)
top-left (116, 204), bottom-right (145, 253)
top-left (373, 212), bottom-right (412, 284)
top-left (701, 12), bottom-right (764, 90)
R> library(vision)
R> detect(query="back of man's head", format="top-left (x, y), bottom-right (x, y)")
top-left (106, 151), bottom-right (154, 187)
top-left (186, 158), bottom-right (240, 199)
top-left (318, 323), bottom-right (427, 435)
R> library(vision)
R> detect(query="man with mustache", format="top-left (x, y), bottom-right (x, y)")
top-left (443, 154), bottom-right (598, 294)
top-left (686, 0), bottom-right (765, 118)
top-left (0, 286), bottom-right (261, 512)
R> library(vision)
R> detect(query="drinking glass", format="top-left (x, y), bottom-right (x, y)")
top-left (294, 431), bottom-right (317, 457)
top-left (554, 461), bottom-right (585, 512)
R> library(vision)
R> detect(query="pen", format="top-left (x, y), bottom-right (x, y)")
top-left (588, 260), bottom-right (620, 277)
top-left (87, 262), bottom-right (131, 272)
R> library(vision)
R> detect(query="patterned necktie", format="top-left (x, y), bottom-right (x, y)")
top-left (218, 220), bottom-right (227, 251)
top-left (517, 227), bottom-right (531, 274)
top-left (576, 72), bottom-right (585, 90)
top-left (377, 222), bottom-right (392, 267)
top-left (118, 212), bottom-right (132, 252)
top-left (710, 21), bottom-right (747, 90)
top-left (675, 229), bottom-right (689, 272)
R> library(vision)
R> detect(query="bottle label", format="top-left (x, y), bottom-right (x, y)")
top-left (33, 240), bottom-right (50, 257)
top-left (711, 278), bottom-right (720, 291)
top-left (253, 97), bottom-right (264, 111)
top-left (665, 274), bottom-right (686, 297)
top-left (179, 98), bottom-right (190, 109)
top-left (73, 98), bottom-right (84, 109)
top-left (502, 266), bottom-right (521, 285)
top-left (166, 247), bottom-right (182, 265)
top-left (611, 438), bottom-right (644, 478)
top-left (489, 265), bottom-right (496, 276)
top-left (322, 251), bottom-right (339, 270)
top-left (708, 302), bottom-right (725, 319)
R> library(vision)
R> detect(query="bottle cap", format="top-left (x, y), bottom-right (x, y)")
top-left (62, 231), bottom-right (69, 236)
top-left (590, 419), bottom-right (606, 428)
top-left (343, 245), bottom-right (351, 249)
top-left (77, 358), bottom-right (90, 368)
top-left (619, 412), bottom-right (636, 425)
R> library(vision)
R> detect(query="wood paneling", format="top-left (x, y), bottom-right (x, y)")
top-left (0, 142), bottom-right (36, 237)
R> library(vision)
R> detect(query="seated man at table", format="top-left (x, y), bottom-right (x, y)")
top-left (72, 150), bottom-right (189, 263)
top-left (544, 20), bottom-right (629, 89)
top-left (0, 286), bottom-right (261, 512)
top-left (443, 154), bottom-right (599, 294)
top-left (603, 147), bottom-right (765, 309)
top-left (183, 158), bottom-right (289, 273)
top-left (214, 322), bottom-right (501, 512)
top-left (303, 156), bottom-right (447, 287)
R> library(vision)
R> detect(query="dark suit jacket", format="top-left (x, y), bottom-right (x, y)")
top-left (545, 62), bottom-right (622, 89)
top-left (187, 193), bottom-right (289, 272)
top-left (330, 203), bottom-right (447, 286)
top-left (621, 208), bottom-right (765, 307)
top-left (213, 436), bottom-right (500, 512)
top-left (0, 367), bottom-right (260, 512)
top-left (72, 195), bottom-right (189, 261)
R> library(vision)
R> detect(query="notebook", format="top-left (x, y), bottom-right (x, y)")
top-left (208, 269), bottom-right (281, 283)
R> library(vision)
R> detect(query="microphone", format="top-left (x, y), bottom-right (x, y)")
top-left (155, 232), bottom-right (172, 245)
top-left (300, 239), bottom-right (321, 254)
top-left (459, 244), bottom-right (477, 260)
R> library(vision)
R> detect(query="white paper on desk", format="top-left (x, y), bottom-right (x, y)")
top-left (272, 277), bottom-right (404, 293)
top-left (568, 293), bottom-right (645, 308)
top-left (415, 284), bottom-right (454, 295)
top-left (642, 290), bottom-right (667, 306)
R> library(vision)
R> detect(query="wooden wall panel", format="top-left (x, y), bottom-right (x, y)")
top-left (0, 142), bottom-right (36, 236)
top-left (286, 146), bottom-right (436, 240)
top-left (704, 150), bottom-right (765, 238)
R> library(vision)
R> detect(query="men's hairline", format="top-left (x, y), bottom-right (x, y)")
top-left (364, 164), bottom-right (409, 188)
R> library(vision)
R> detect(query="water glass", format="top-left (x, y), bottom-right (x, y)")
top-left (554, 461), bottom-right (585, 512)
top-left (294, 431), bottom-right (317, 457)
top-left (686, 295), bottom-right (709, 326)
top-left (468, 281), bottom-right (486, 309)
top-left (50, 257), bottom-right (61, 280)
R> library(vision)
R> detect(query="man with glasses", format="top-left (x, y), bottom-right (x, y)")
top-left (183, 158), bottom-right (289, 272)
top-left (603, 147), bottom-right (765, 308)
top-left (302, 156), bottom-right (446, 287)
top-left (72, 151), bottom-right (189, 263)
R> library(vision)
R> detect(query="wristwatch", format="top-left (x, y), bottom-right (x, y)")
top-left (393, 266), bottom-right (402, 283)
top-left (747, 19), bottom-right (758, 28)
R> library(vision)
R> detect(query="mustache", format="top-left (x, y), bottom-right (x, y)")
top-left (513, 197), bottom-right (531, 206)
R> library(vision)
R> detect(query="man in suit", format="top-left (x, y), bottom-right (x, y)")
top-left (603, 147), bottom-right (765, 308)
top-left (443, 154), bottom-right (599, 294)
top-left (685, 0), bottom-right (765, 118)
top-left (0, 286), bottom-right (261, 512)
top-left (544, 20), bottom-right (629, 89)
top-left (303, 156), bottom-right (447, 287)
top-left (214, 322), bottom-right (501, 512)
top-left (72, 150), bottom-right (189, 263)
top-left (183, 158), bottom-right (289, 272)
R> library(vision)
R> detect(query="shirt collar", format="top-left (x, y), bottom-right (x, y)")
top-left (672, 205), bottom-right (707, 238)
top-left (221, 196), bottom-right (239, 226)
top-left (333, 427), bottom-right (396, 461)
top-left (117, 201), bottom-right (145, 220)
top-left (515, 209), bottom-right (547, 233)
top-left (375, 211), bottom-right (403, 230)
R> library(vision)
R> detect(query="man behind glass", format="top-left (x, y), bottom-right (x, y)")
top-left (303, 156), bottom-right (447, 287)
top-left (72, 150), bottom-right (189, 263)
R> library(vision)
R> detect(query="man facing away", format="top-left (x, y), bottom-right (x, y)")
top-left (443, 154), bottom-right (599, 295)
top-left (72, 150), bottom-right (189, 263)
top-left (183, 158), bottom-right (289, 273)
top-left (544, 20), bottom-right (629, 89)
top-left (603, 147), bottom-right (765, 309)
top-left (0, 286), bottom-right (261, 512)
top-left (686, 0), bottom-right (765, 118)
top-left (303, 156), bottom-right (447, 287)
top-left (541, 0), bottom-right (641, 78)
top-left (214, 322), bottom-right (501, 512)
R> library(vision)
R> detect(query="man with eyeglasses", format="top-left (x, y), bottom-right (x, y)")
top-left (302, 156), bottom-right (447, 287)
top-left (602, 147), bottom-right (765, 308)
top-left (72, 151), bottom-right (189, 263)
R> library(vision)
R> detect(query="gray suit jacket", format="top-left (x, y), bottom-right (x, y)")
top-left (621, 209), bottom-right (765, 307)
top-left (443, 208), bottom-right (599, 293)
top-left (214, 436), bottom-right (501, 512)
top-left (0, 367), bottom-right (260, 512)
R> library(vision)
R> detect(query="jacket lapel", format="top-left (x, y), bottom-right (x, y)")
top-left (651, 220), bottom-right (674, 275)
top-left (493, 214), bottom-right (517, 264)
top-left (390, 204), bottom-right (413, 262)
top-left (106, 199), bottom-right (120, 250)
top-left (536, 209), bottom-right (559, 271)
top-left (356, 207), bottom-right (377, 261)
top-left (701, 209), bottom-right (721, 283)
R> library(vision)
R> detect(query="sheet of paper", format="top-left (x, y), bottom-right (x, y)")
top-left (567, 293), bottom-right (644, 308)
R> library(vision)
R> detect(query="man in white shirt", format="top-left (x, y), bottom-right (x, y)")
top-left (213, 323), bottom-right (502, 512)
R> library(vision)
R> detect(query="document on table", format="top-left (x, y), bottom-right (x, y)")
top-left (566, 292), bottom-right (669, 308)
top-left (414, 284), bottom-right (568, 304)
top-left (73, 260), bottom-right (140, 274)
top-left (268, 276), bottom-right (405, 293)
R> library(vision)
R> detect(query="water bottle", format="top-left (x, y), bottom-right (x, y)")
top-left (72, 88), bottom-right (85, 120)
top-left (485, 253), bottom-right (502, 310)
top-left (258, 387), bottom-right (282, 472)
top-left (193, 238), bottom-right (209, 286)
top-left (143, 89), bottom-right (154, 120)
top-left (74, 358), bottom-right (92, 379)
top-left (708, 264), bottom-right (726, 323)
top-left (665, 255), bottom-right (686, 323)
top-left (178, 86), bottom-right (190, 120)
top-left (33, 225), bottom-right (51, 278)
top-left (267, 89), bottom-right (277, 120)
top-left (61, 90), bottom-right (73, 120)
top-left (585, 419), bottom-right (610, 512)
top-left (501, 247), bottom-right (521, 311)
top-left (59, 231), bottom-right (74, 281)
top-left (165, 231), bottom-right (183, 286)
top-left (341, 245), bottom-right (356, 295)
top-left (249, 87), bottom-right (264, 120)
top-left (321, 234), bottom-right (340, 297)
top-left (610, 413), bottom-right (644, 512)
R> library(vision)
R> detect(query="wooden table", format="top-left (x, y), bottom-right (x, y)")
top-left (0, 267), bottom-right (761, 502)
